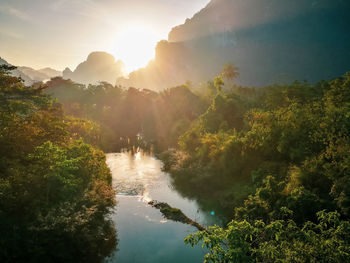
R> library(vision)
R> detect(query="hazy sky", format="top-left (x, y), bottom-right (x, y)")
top-left (0, 0), bottom-right (210, 71)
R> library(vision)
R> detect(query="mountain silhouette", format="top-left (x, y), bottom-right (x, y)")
top-left (119, 0), bottom-right (350, 90)
top-left (63, 52), bottom-right (126, 85)
top-left (18, 66), bottom-right (61, 82)
top-left (0, 57), bottom-right (61, 84)
top-left (0, 57), bottom-right (34, 85)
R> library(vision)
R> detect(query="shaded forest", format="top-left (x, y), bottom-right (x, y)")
top-left (0, 66), bottom-right (116, 262)
top-left (42, 65), bottom-right (350, 261)
top-left (164, 70), bottom-right (350, 262)
top-left (45, 76), bottom-right (207, 152)
top-left (1, 62), bottom-right (350, 262)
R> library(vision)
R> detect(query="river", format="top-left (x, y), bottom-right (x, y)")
top-left (105, 150), bottom-right (220, 263)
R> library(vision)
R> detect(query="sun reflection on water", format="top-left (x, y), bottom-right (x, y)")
top-left (135, 151), bottom-right (141, 160)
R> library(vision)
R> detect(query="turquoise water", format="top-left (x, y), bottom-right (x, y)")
top-left (105, 151), bottom-right (218, 263)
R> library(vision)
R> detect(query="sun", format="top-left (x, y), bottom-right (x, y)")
top-left (109, 24), bottom-right (159, 73)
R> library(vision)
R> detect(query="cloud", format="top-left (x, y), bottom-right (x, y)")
top-left (0, 27), bottom-right (23, 39)
top-left (50, 0), bottom-right (71, 11)
top-left (50, 0), bottom-right (97, 13)
top-left (0, 5), bottom-right (31, 21)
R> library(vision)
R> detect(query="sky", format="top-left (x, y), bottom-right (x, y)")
top-left (0, 0), bottom-right (210, 72)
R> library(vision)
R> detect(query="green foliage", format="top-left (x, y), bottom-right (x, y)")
top-left (200, 93), bottom-right (244, 133)
top-left (46, 78), bottom-right (207, 152)
top-left (157, 71), bottom-right (350, 261)
top-left (0, 67), bottom-right (116, 262)
top-left (186, 211), bottom-right (350, 263)
top-left (174, 72), bottom-right (350, 219)
top-left (214, 76), bottom-right (224, 93)
top-left (221, 63), bottom-right (239, 86)
top-left (4, 62), bottom-right (350, 262)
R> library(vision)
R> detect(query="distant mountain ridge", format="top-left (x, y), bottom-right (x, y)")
top-left (63, 52), bottom-right (126, 85)
top-left (119, 0), bottom-right (350, 90)
top-left (18, 66), bottom-right (61, 82)
top-left (39, 67), bottom-right (62, 78)
top-left (0, 57), bottom-right (61, 85)
top-left (0, 57), bottom-right (34, 85)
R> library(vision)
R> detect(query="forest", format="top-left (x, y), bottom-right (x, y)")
top-left (0, 65), bottom-right (116, 262)
top-left (1, 61), bottom-right (350, 262)
top-left (2, 0), bottom-right (350, 261)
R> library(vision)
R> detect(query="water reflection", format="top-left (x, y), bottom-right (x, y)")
top-left (105, 150), bottom-right (219, 263)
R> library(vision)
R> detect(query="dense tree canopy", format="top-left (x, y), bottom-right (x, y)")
top-left (0, 66), bottom-right (116, 262)
top-left (45, 77), bottom-right (207, 152)
top-left (3, 61), bottom-right (350, 262)
top-left (160, 72), bottom-right (350, 262)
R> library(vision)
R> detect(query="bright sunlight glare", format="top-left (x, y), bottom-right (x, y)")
top-left (109, 24), bottom-right (159, 73)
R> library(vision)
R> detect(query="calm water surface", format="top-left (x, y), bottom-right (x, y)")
top-left (105, 151), bottom-right (219, 263)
